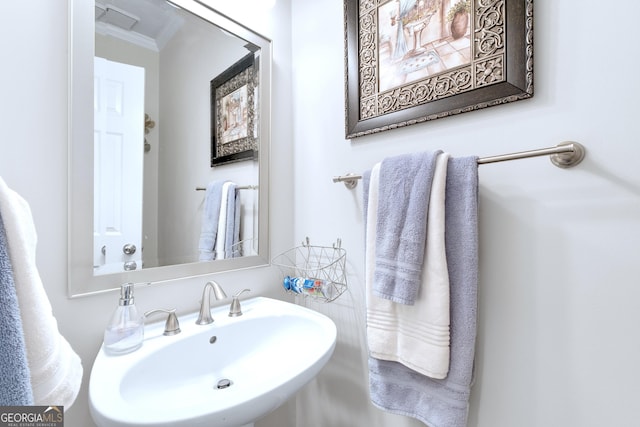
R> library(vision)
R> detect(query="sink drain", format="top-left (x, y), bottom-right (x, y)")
top-left (216, 379), bottom-right (232, 389)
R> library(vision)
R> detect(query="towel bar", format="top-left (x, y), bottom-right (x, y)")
top-left (196, 185), bottom-right (258, 191)
top-left (332, 142), bottom-right (586, 189)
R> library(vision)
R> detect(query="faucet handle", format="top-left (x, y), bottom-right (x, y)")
top-left (144, 308), bottom-right (181, 336)
top-left (229, 289), bottom-right (251, 317)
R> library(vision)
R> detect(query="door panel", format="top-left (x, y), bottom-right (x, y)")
top-left (94, 57), bottom-right (145, 275)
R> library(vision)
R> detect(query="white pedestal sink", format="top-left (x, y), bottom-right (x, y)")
top-left (89, 297), bottom-right (337, 427)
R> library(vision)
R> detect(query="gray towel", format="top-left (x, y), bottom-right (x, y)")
top-left (0, 212), bottom-right (34, 405)
top-left (368, 156), bottom-right (479, 427)
top-left (375, 150), bottom-right (442, 305)
top-left (198, 180), bottom-right (225, 261)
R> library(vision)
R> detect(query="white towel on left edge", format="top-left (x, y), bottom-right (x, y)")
top-left (0, 177), bottom-right (83, 408)
top-left (367, 152), bottom-right (451, 379)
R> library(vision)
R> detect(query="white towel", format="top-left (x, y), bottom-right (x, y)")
top-left (224, 183), bottom-right (240, 258)
top-left (0, 177), bottom-right (83, 408)
top-left (366, 153), bottom-right (451, 379)
top-left (365, 163), bottom-right (381, 302)
top-left (215, 182), bottom-right (232, 259)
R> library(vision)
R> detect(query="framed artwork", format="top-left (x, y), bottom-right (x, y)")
top-left (211, 53), bottom-right (258, 166)
top-left (344, 0), bottom-right (534, 138)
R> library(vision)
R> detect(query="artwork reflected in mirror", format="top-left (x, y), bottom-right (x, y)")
top-left (211, 52), bottom-right (259, 166)
top-left (93, 0), bottom-right (260, 275)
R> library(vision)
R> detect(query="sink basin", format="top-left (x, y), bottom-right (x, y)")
top-left (89, 297), bottom-right (337, 427)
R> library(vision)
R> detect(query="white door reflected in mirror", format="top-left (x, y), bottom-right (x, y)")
top-left (93, 57), bottom-right (145, 274)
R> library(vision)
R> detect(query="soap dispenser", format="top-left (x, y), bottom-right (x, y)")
top-left (103, 283), bottom-right (144, 355)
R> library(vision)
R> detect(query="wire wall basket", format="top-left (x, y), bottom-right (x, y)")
top-left (272, 237), bottom-right (347, 302)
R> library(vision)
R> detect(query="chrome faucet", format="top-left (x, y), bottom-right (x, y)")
top-left (196, 281), bottom-right (228, 325)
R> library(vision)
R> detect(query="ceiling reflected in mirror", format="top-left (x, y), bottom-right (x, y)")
top-left (95, 0), bottom-right (183, 51)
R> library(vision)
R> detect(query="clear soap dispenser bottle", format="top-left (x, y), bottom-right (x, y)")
top-left (103, 283), bottom-right (144, 355)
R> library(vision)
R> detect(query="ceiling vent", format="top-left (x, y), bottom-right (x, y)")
top-left (97, 3), bottom-right (140, 31)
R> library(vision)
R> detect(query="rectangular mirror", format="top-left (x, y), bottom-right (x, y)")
top-left (68, 0), bottom-right (271, 296)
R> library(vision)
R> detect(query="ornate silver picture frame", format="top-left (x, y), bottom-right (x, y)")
top-left (211, 53), bottom-right (258, 166)
top-left (344, 0), bottom-right (534, 139)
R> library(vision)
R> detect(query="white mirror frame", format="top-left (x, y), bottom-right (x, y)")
top-left (68, 0), bottom-right (271, 297)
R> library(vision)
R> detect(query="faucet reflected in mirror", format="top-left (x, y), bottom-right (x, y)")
top-left (68, 0), bottom-right (272, 296)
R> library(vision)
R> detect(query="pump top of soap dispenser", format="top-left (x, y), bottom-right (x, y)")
top-left (119, 283), bottom-right (135, 306)
top-left (104, 282), bottom-right (144, 355)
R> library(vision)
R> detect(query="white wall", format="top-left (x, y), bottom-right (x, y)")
top-left (290, 1), bottom-right (640, 427)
